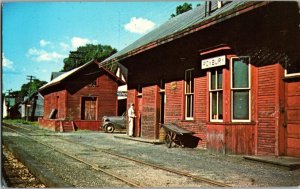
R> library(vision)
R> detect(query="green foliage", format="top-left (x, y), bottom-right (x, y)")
top-left (171, 2), bottom-right (193, 18)
top-left (3, 119), bottom-right (39, 126)
top-left (20, 79), bottom-right (47, 96)
top-left (62, 44), bottom-right (117, 72)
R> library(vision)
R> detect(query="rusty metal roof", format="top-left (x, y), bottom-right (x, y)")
top-left (102, 1), bottom-right (270, 64)
top-left (39, 60), bottom-right (125, 93)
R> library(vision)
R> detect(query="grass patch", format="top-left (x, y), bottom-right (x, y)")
top-left (3, 119), bottom-right (39, 126)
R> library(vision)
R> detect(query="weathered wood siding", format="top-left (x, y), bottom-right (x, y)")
top-left (165, 81), bottom-right (183, 122)
top-left (65, 73), bottom-right (118, 129)
top-left (285, 79), bottom-right (300, 157)
top-left (74, 121), bottom-right (101, 131)
top-left (257, 65), bottom-right (277, 155)
top-left (43, 90), bottom-right (67, 119)
top-left (38, 118), bottom-right (61, 131)
top-left (141, 85), bottom-right (160, 139)
top-left (40, 63), bottom-right (120, 131)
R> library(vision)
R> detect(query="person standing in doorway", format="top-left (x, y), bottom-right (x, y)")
top-left (128, 103), bottom-right (136, 137)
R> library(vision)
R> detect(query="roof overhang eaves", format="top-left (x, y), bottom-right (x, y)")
top-left (96, 61), bottom-right (126, 86)
top-left (101, 1), bottom-right (270, 65)
top-left (39, 59), bottom-right (96, 92)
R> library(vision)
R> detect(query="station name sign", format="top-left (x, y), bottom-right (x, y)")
top-left (201, 55), bottom-right (226, 69)
top-left (117, 91), bottom-right (127, 96)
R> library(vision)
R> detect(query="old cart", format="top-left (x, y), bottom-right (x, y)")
top-left (162, 123), bottom-right (195, 148)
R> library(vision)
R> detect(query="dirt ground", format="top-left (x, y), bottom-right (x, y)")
top-left (2, 122), bottom-right (300, 187)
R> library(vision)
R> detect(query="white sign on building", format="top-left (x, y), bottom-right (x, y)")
top-left (201, 55), bottom-right (226, 69)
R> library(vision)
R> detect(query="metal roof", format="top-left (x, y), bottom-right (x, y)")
top-left (102, 1), bottom-right (269, 64)
top-left (50, 72), bottom-right (65, 81)
top-left (39, 60), bottom-right (126, 92)
top-left (39, 60), bottom-right (95, 91)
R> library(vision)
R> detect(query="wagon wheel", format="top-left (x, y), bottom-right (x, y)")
top-left (165, 132), bottom-right (173, 148)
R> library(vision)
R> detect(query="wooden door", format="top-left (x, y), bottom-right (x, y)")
top-left (81, 97), bottom-right (97, 120)
top-left (135, 96), bottom-right (142, 137)
top-left (285, 80), bottom-right (300, 157)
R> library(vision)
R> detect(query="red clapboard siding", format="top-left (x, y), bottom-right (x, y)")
top-left (40, 63), bottom-right (120, 131)
top-left (257, 65), bottom-right (276, 155)
top-left (74, 121), bottom-right (101, 131)
top-left (141, 85), bottom-right (159, 139)
top-left (165, 81), bottom-right (183, 121)
top-left (194, 76), bottom-right (207, 122)
top-left (225, 124), bottom-right (255, 155)
top-left (207, 125), bottom-right (225, 153)
top-left (43, 90), bottom-right (67, 119)
top-left (285, 80), bottom-right (300, 157)
top-left (66, 74), bottom-right (118, 121)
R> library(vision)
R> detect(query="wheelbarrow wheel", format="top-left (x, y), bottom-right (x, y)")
top-left (165, 133), bottom-right (173, 148)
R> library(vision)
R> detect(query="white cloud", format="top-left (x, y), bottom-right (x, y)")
top-left (40, 39), bottom-right (51, 47)
top-left (124, 17), bottom-right (155, 34)
top-left (60, 42), bottom-right (70, 51)
top-left (27, 48), bottom-right (65, 62)
top-left (71, 37), bottom-right (98, 49)
top-left (2, 53), bottom-right (14, 70)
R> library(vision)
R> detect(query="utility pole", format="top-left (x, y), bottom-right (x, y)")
top-left (26, 75), bottom-right (35, 121)
top-left (7, 89), bottom-right (12, 96)
top-left (26, 75), bottom-right (36, 96)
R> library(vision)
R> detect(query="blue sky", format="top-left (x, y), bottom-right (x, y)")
top-left (2, 1), bottom-right (202, 93)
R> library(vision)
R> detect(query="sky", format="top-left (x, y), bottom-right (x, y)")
top-left (2, 1), bottom-right (202, 93)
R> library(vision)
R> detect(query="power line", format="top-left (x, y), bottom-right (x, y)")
top-left (26, 75), bottom-right (36, 96)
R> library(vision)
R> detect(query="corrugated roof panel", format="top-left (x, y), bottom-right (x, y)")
top-left (39, 60), bottom-right (94, 91)
top-left (103, 1), bottom-right (257, 63)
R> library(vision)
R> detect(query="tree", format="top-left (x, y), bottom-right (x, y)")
top-left (20, 79), bottom-right (47, 97)
top-left (62, 44), bottom-right (117, 72)
top-left (171, 2), bottom-right (193, 18)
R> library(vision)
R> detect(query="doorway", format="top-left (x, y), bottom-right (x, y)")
top-left (81, 97), bottom-right (97, 120)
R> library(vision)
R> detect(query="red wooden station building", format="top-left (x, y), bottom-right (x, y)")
top-left (101, 1), bottom-right (300, 157)
top-left (38, 60), bottom-right (125, 131)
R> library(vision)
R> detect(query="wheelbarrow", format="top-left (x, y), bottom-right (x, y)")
top-left (162, 123), bottom-right (195, 148)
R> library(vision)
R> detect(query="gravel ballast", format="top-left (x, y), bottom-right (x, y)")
top-left (2, 122), bottom-right (300, 187)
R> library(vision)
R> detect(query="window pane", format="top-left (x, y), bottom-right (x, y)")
top-left (211, 71), bottom-right (216, 90)
top-left (233, 58), bottom-right (249, 88)
top-left (217, 70), bottom-right (222, 89)
top-left (212, 92), bottom-right (217, 118)
top-left (218, 92), bottom-right (223, 119)
top-left (186, 94), bottom-right (194, 118)
top-left (233, 91), bottom-right (249, 120)
top-left (191, 71), bottom-right (194, 93)
top-left (185, 70), bottom-right (194, 93)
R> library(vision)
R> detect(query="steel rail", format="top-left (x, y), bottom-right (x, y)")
top-left (4, 123), bottom-right (231, 187)
top-left (3, 125), bottom-right (144, 188)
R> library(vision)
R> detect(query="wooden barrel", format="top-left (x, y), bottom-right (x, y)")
top-left (159, 126), bottom-right (166, 142)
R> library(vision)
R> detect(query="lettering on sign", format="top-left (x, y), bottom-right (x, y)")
top-left (117, 91), bottom-right (127, 96)
top-left (201, 55), bottom-right (226, 69)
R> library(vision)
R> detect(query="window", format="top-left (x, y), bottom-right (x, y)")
top-left (231, 57), bottom-right (251, 122)
top-left (88, 79), bottom-right (97, 87)
top-left (285, 60), bottom-right (300, 77)
top-left (210, 69), bottom-right (223, 121)
top-left (185, 69), bottom-right (194, 120)
top-left (81, 97), bottom-right (97, 120)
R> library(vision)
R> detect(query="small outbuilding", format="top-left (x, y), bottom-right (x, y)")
top-left (20, 92), bottom-right (44, 121)
top-left (38, 60), bottom-right (125, 131)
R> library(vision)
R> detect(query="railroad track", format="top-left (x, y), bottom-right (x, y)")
top-left (3, 125), bottom-right (143, 187)
top-left (3, 123), bottom-right (231, 187)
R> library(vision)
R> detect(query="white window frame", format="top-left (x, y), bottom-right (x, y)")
top-left (209, 70), bottom-right (223, 122)
top-left (230, 56), bottom-right (251, 122)
top-left (284, 69), bottom-right (300, 78)
top-left (185, 68), bottom-right (194, 120)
